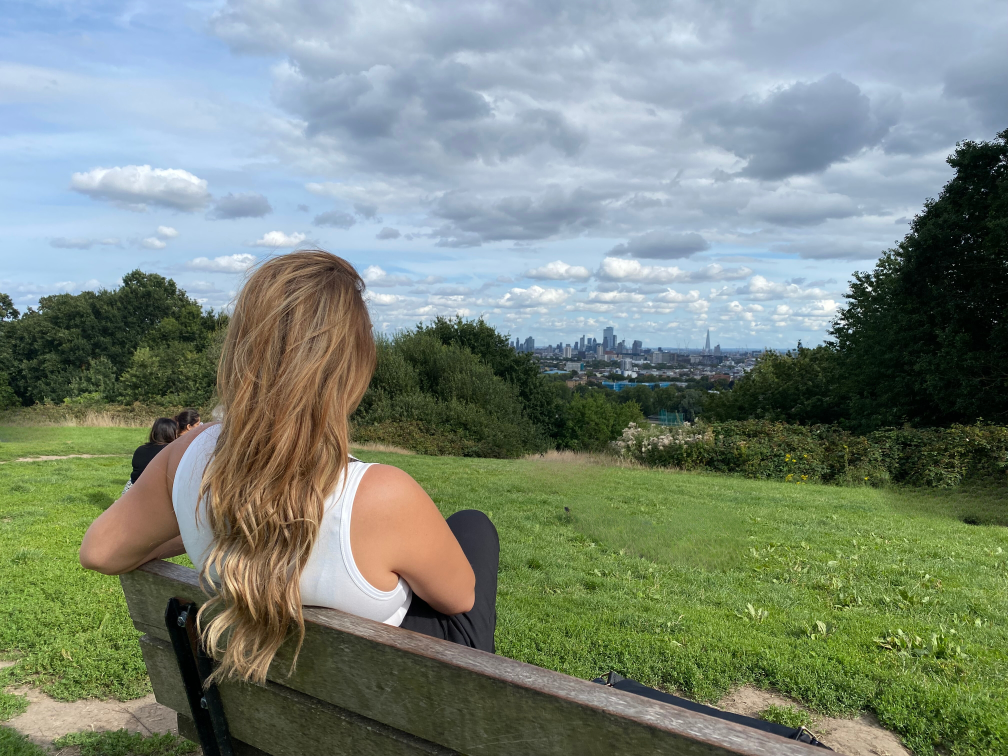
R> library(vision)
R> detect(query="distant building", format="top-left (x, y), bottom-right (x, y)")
top-left (620, 358), bottom-right (634, 371)
top-left (603, 326), bottom-right (614, 350)
top-left (703, 329), bottom-right (711, 355)
top-left (596, 343), bottom-right (604, 358)
top-left (713, 344), bottom-right (721, 357)
top-left (563, 344), bottom-right (572, 358)
top-left (523, 336), bottom-right (535, 352)
top-left (632, 339), bottom-right (642, 355)
top-left (579, 334), bottom-right (586, 351)
top-left (565, 361), bottom-right (584, 372)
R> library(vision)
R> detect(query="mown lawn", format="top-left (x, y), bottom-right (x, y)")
top-left (1, 427), bottom-right (1006, 755)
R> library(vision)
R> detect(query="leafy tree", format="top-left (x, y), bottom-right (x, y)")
top-left (705, 345), bottom-right (845, 425)
top-left (557, 392), bottom-right (643, 451)
top-left (3, 272), bottom-right (225, 405)
top-left (354, 329), bottom-right (548, 457)
top-left (424, 316), bottom-right (564, 437)
top-left (0, 292), bottom-right (18, 407)
top-left (0, 293), bottom-right (19, 322)
top-left (831, 129), bottom-right (1008, 429)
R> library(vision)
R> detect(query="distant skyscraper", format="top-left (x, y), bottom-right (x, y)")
top-left (523, 336), bottom-right (535, 352)
top-left (703, 329), bottom-right (711, 355)
top-left (580, 334), bottom-right (586, 351)
top-left (596, 343), bottom-right (604, 358)
top-left (564, 344), bottom-right (572, 358)
top-left (632, 339), bottom-right (642, 355)
top-left (603, 326), bottom-right (614, 350)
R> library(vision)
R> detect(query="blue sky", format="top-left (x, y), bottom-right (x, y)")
top-left (2, 0), bottom-right (1004, 348)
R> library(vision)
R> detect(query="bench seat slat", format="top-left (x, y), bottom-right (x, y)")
top-left (121, 561), bottom-right (822, 756)
top-left (142, 634), bottom-right (458, 755)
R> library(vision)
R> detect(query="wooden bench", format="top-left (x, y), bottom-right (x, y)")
top-left (121, 560), bottom-right (824, 755)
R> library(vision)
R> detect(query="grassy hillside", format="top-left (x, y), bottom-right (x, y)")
top-left (0, 427), bottom-right (1005, 754)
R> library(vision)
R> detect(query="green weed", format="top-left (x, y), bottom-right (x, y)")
top-left (0, 727), bottom-right (46, 756)
top-left (52, 729), bottom-right (197, 756)
top-left (759, 703), bottom-right (814, 730)
top-left (0, 689), bottom-right (28, 721)
top-left (737, 603), bottom-right (769, 623)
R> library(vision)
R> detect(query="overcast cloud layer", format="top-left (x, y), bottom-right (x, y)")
top-left (2, 0), bottom-right (1004, 347)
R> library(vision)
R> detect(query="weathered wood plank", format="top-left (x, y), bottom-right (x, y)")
top-left (144, 635), bottom-right (457, 756)
top-left (178, 714), bottom-right (271, 756)
top-left (122, 562), bottom-right (822, 756)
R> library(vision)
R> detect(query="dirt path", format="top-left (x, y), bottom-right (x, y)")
top-left (0, 454), bottom-right (128, 464)
top-left (4, 686), bottom-right (177, 748)
top-left (718, 686), bottom-right (911, 755)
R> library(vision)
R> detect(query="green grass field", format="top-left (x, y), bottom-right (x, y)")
top-left (1, 427), bottom-right (1006, 754)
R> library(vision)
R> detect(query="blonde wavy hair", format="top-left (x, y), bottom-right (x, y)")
top-left (197, 250), bottom-right (376, 684)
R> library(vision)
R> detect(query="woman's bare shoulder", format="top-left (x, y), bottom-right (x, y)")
top-left (164, 422), bottom-right (219, 495)
top-left (357, 463), bottom-right (425, 500)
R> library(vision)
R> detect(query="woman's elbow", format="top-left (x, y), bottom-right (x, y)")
top-left (444, 570), bottom-right (476, 615)
top-left (79, 535), bottom-right (118, 575)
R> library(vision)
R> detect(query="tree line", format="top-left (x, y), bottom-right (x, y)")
top-left (0, 271), bottom-right (227, 409)
top-left (709, 129), bottom-right (1008, 432)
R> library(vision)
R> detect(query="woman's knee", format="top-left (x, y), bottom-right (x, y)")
top-left (446, 509), bottom-right (499, 553)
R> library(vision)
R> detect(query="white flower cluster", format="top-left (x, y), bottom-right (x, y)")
top-left (613, 421), bottom-right (712, 459)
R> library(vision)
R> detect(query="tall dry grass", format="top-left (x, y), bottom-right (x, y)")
top-left (0, 403), bottom-right (203, 428)
top-left (350, 441), bottom-right (417, 455)
top-left (523, 448), bottom-right (644, 469)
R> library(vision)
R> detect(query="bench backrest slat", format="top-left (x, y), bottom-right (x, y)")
top-left (121, 561), bottom-right (821, 756)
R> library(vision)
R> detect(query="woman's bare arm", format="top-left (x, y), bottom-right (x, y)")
top-left (80, 423), bottom-right (214, 575)
top-left (79, 447), bottom-right (180, 574)
top-left (351, 465), bottom-right (476, 615)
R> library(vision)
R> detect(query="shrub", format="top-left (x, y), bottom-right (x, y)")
top-left (558, 393), bottom-right (644, 452)
top-left (353, 330), bottom-right (548, 457)
top-left (615, 420), bottom-right (1008, 488)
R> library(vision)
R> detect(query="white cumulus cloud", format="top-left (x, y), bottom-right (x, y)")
top-left (250, 231), bottom-right (307, 247)
top-left (141, 237), bottom-right (167, 249)
top-left (497, 285), bottom-right (568, 309)
top-left (524, 260), bottom-right (592, 281)
top-left (587, 291), bottom-right (646, 303)
top-left (734, 275), bottom-right (832, 301)
top-left (655, 289), bottom-right (701, 303)
top-left (70, 165), bottom-right (210, 212)
top-left (157, 226), bottom-right (179, 238)
top-left (598, 258), bottom-right (752, 284)
top-left (186, 253), bottom-right (258, 273)
top-left (361, 265), bottom-right (413, 287)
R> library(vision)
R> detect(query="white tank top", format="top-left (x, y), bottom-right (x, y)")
top-left (172, 424), bottom-right (412, 626)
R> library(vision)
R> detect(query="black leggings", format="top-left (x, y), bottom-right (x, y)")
top-left (399, 509), bottom-right (499, 653)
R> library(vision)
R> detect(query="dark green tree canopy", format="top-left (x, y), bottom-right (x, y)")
top-left (832, 129), bottom-right (1008, 429)
top-left (0, 271), bottom-right (226, 405)
top-left (706, 344), bottom-right (844, 425)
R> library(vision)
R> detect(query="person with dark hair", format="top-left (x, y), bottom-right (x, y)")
top-left (121, 418), bottom-right (179, 495)
top-left (175, 408), bottom-right (201, 435)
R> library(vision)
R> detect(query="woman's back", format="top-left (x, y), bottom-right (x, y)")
top-left (173, 424), bottom-right (411, 625)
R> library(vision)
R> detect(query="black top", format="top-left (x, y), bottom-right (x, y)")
top-left (131, 443), bottom-right (169, 483)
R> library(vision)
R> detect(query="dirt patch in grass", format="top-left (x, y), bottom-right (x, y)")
top-left (4, 687), bottom-right (176, 748)
top-left (718, 686), bottom-right (911, 755)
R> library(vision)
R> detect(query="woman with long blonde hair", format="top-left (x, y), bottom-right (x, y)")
top-left (80, 251), bottom-right (498, 683)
